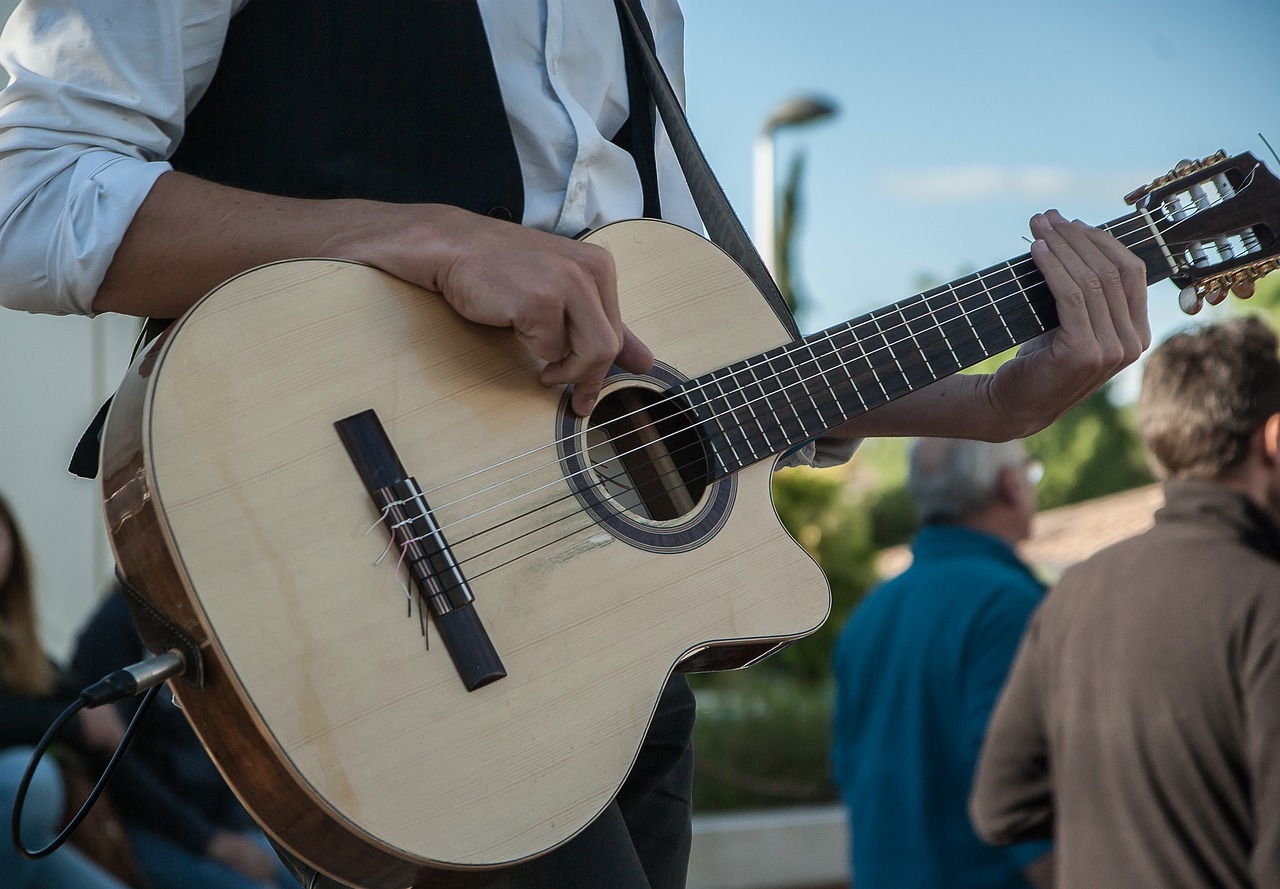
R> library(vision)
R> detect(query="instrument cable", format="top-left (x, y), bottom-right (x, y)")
top-left (10, 650), bottom-right (186, 859)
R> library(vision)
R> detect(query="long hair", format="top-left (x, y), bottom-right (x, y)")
top-left (0, 494), bottom-right (53, 696)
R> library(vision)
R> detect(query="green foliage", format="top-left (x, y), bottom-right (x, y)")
top-left (684, 163), bottom-right (1182, 814)
top-left (865, 483), bottom-right (916, 550)
top-left (1024, 385), bottom-right (1152, 509)
top-left (1227, 270), bottom-right (1280, 323)
top-left (775, 152), bottom-right (808, 321)
top-left (691, 672), bottom-right (838, 811)
top-left (759, 467), bottom-right (878, 684)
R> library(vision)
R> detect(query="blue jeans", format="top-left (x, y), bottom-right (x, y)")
top-left (126, 825), bottom-right (297, 889)
top-left (1, 747), bottom-right (131, 889)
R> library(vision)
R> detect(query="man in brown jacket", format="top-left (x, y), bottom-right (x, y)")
top-left (971, 315), bottom-right (1280, 889)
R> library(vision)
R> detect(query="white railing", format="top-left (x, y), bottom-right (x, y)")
top-left (688, 805), bottom-right (849, 889)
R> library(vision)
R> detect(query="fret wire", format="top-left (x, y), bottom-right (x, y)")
top-left (676, 384), bottom-right (735, 479)
top-left (801, 338), bottom-right (848, 427)
top-left (895, 301), bottom-right (936, 380)
top-left (956, 278), bottom-right (991, 355)
top-left (706, 376), bottom-right (751, 468)
top-left (739, 357), bottom-right (782, 455)
top-left (847, 317), bottom-right (893, 403)
top-left (780, 346), bottom-right (828, 436)
top-left (818, 328), bottom-right (867, 417)
top-left (694, 210), bottom-right (1163, 473)
top-left (1014, 264), bottom-right (1052, 333)
top-left (892, 301), bottom-right (947, 390)
top-left (753, 352), bottom-right (803, 445)
top-left (397, 211), bottom-right (1176, 532)
top-left (913, 291), bottom-right (962, 378)
top-left (978, 264), bottom-right (1018, 344)
top-left (919, 288), bottom-right (970, 377)
top-left (869, 310), bottom-right (911, 388)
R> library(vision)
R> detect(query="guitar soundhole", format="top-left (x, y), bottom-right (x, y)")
top-left (585, 386), bottom-right (709, 522)
top-left (558, 363), bottom-right (735, 553)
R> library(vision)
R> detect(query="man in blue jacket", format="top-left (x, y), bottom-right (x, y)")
top-left (832, 438), bottom-right (1052, 888)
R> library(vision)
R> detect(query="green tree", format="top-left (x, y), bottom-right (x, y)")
top-left (1025, 384), bottom-right (1152, 509)
top-left (762, 466), bottom-right (879, 683)
top-left (1228, 270), bottom-right (1280, 322)
top-left (774, 152), bottom-right (808, 320)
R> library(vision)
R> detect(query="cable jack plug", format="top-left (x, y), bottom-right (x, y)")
top-left (80, 651), bottom-right (187, 708)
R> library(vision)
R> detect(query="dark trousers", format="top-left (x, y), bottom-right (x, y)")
top-left (278, 675), bottom-right (696, 889)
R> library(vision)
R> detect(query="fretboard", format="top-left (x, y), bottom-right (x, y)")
top-left (677, 209), bottom-right (1168, 479)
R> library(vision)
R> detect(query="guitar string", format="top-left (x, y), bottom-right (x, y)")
top-left (394, 212), bottom-right (1161, 532)
top-left (416, 211), bottom-right (1158, 526)
top-left (385, 212), bottom-right (1266, 599)
top-left (390, 294), bottom-right (1051, 592)
top-left (385, 222), bottom-right (1155, 581)
top-left (416, 168), bottom-right (1266, 527)
top-left (375, 182), bottom-right (1264, 588)
top-left (394, 275), bottom-right (1051, 557)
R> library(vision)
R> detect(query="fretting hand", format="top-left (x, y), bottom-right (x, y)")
top-left (979, 208), bottom-right (1151, 436)
top-left (827, 208), bottom-right (1151, 444)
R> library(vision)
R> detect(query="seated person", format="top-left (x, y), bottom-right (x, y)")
top-left (1, 493), bottom-right (135, 889)
top-left (73, 585), bottom-right (296, 889)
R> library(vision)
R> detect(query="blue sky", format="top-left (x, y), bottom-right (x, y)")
top-left (679, 0), bottom-right (1280, 395)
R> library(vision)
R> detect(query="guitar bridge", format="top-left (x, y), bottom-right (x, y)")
top-left (335, 409), bottom-right (506, 692)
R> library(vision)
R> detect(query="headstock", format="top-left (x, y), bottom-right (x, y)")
top-left (1125, 150), bottom-right (1279, 314)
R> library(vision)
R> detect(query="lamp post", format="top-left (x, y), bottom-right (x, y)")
top-left (753, 95), bottom-right (839, 277)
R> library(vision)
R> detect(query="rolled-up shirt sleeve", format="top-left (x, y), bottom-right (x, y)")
top-left (0, 0), bottom-right (240, 315)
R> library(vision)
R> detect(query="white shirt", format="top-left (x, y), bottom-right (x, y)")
top-left (0, 0), bottom-right (699, 316)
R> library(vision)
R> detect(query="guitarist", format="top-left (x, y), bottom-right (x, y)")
top-left (0, 2), bottom-right (1150, 888)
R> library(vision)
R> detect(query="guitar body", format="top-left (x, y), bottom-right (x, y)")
top-left (99, 219), bottom-right (830, 888)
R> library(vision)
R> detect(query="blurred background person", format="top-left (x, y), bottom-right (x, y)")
top-left (0, 492), bottom-right (137, 889)
top-left (973, 316), bottom-right (1280, 889)
top-left (832, 438), bottom-right (1052, 889)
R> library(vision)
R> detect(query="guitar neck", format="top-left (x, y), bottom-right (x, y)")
top-left (680, 209), bottom-right (1169, 478)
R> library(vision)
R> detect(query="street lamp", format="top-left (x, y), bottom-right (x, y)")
top-left (753, 94), bottom-right (839, 277)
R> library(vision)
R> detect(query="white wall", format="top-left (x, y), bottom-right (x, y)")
top-left (0, 0), bottom-right (142, 661)
top-left (1, 309), bottom-right (141, 661)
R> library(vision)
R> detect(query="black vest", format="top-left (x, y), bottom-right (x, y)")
top-left (171, 0), bottom-right (525, 221)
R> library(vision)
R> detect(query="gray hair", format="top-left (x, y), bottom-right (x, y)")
top-left (907, 438), bottom-right (1027, 524)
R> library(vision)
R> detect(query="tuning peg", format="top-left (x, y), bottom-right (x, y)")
top-left (1178, 286), bottom-right (1205, 315)
top-left (1204, 286), bottom-right (1230, 306)
top-left (1125, 150), bottom-right (1228, 205)
top-left (1231, 277), bottom-right (1257, 300)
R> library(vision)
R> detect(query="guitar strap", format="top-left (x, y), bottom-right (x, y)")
top-left (68, 316), bottom-right (170, 479)
top-left (612, 0), bottom-right (800, 340)
top-left (612, 2), bottom-right (661, 220)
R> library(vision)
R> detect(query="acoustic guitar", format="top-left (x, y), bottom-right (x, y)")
top-left (100, 150), bottom-right (1279, 888)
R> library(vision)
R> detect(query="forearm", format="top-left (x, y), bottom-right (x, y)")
top-left (90, 170), bottom-right (650, 415)
top-left (827, 374), bottom-right (1038, 445)
top-left (91, 171), bottom-right (464, 318)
